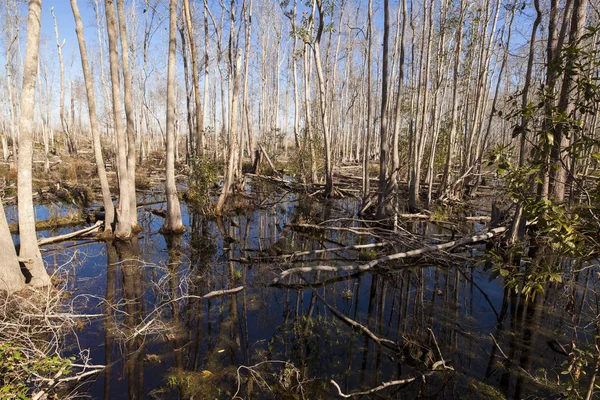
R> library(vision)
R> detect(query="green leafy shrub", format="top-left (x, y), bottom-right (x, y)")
top-left (185, 156), bottom-right (219, 213)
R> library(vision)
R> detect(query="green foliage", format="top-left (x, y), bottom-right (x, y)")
top-left (185, 156), bottom-right (219, 213)
top-left (0, 342), bottom-right (73, 399)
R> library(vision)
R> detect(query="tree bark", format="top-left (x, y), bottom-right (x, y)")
top-left (51, 7), bottom-right (76, 155)
top-left (163, 0), bottom-right (185, 233)
top-left (551, 0), bottom-right (588, 201)
top-left (18, 0), bottom-right (51, 287)
top-left (183, 0), bottom-right (204, 157)
top-left (71, 0), bottom-right (115, 234)
top-left (116, 0), bottom-right (138, 229)
top-left (0, 199), bottom-right (25, 292)
top-left (376, 0), bottom-right (390, 217)
top-left (105, 0), bottom-right (132, 239)
top-left (313, 0), bottom-right (334, 197)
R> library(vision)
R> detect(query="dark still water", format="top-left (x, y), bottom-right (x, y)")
top-left (30, 188), bottom-right (598, 399)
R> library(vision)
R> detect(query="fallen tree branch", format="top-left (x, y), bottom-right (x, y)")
top-left (330, 376), bottom-right (419, 398)
top-left (272, 226), bottom-right (508, 284)
top-left (202, 286), bottom-right (244, 299)
top-left (313, 290), bottom-right (397, 349)
top-left (38, 220), bottom-right (103, 246)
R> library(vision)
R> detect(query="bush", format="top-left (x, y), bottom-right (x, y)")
top-left (185, 156), bottom-right (219, 213)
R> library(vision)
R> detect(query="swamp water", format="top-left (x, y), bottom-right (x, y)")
top-left (9, 184), bottom-right (598, 399)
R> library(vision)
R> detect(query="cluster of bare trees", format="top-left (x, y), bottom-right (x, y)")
top-left (1, 0), bottom-right (185, 291)
top-left (0, 0), bottom-right (598, 290)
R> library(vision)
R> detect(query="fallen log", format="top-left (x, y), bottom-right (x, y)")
top-left (38, 220), bottom-right (103, 246)
top-left (271, 226), bottom-right (508, 284)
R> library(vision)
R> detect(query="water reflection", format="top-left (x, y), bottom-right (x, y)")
top-left (40, 192), bottom-right (600, 399)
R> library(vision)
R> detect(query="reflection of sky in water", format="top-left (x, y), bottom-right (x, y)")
top-left (28, 191), bottom-right (594, 399)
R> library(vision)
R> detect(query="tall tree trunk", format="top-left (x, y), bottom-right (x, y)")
top-left (362, 0), bottom-right (373, 199)
top-left (215, 0), bottom-right (242, 213)
top-left (389, 0), bottom-right (406, 197)
top-left (439, 0), bottom-right (465, 197)
top-left (313, 0), bottom-right (334, 197)
top-left (183, 0), bottom-right (204, 157)
top-left (116, 0), bottom-right (138, 229)
top-left (550, 0), bottom-right (588, 201)
top-left (71, 0), bottom-right (115, 234)
top-left (376, 0), bottom-right (390, 217)
top-left (163, 0), bottom-right (185, 232)
top-left (18, 0), bottom-right (51, 287)
top-left (243, 0), bottom-right (255, 167)
top-left (51, 7), bottom-right (76, 155)
top-left (180, 24), bottom-right (194, 160)
top-left (105, 0), bottom-right (132, 239)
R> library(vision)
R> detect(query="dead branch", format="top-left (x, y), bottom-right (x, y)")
top-left (330, 376), bottom-right (418, 398)
top-left (313, 290), bottom-right (397, 349)
top-left (202, 286), bottom-right (244, 299)
top-left (272, 226), bottom-right (508, 284)
top-left (37, 221), bottom-right (103, 246)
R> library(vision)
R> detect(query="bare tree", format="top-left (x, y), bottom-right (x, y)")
top-left (163, 0), bottom-right (185, 233)
top-left (376, 0), bottom-right (391, 217)
top-left (18, 0), bottom-right (51, 287)
top-left (105, 0), bottom-right (133, 239)
top-left (116, 0), bottom-right (138, 229)
top-left (51, 7), bottom-right (77, 155)
top-left (182, 0), bottom-right (204, 157)
top-left (70, 0), bottom-right (115, 234)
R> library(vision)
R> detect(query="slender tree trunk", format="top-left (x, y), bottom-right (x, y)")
top-left (116, 0), bottom-right (138, 229)
top-left (376, 0), bottom-right (390, 217)
top-left (216, 0), bottom-right (242, 213)
top-left (18, 0), bottom-right (51, 287)
top-left (163, 0), bottom-right (185, 232)
top-left (52, 7), bottom-right (76, 155)
top-left (183, 0), bottom-right (204, 157)
top-left (313, 0), bottom-right (334, 197)
top-left (180, 25), bottom-right (194, 160)
top-left (439, 0), bottom-right (466, 197)
top-left (71, 0), bottom-right (115, 234)
top-left (105, 0), bottom-right (132, 239)
top-left (551, 0), bottom-right (588, 201)
top-left (243, 0), bottom-right (254, 167)
top-left (389, 0), bottom-right (406, 197)
top-left (362, 0), bottom-right (373, 199)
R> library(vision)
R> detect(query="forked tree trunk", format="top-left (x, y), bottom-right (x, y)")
top-left (70, 0), bottom-right (115, 234)
top-left (0, 199), bottom-right (25, 292)
top-left (163, 0), bottom-right (185, 233)
top-left (105, 0), bottom-right (132, 239)
top-left (18, 0), bottom-right (51, 287)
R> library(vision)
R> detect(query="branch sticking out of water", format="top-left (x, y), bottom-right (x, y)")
top-left (271, 226), bottom-right (508, 284)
